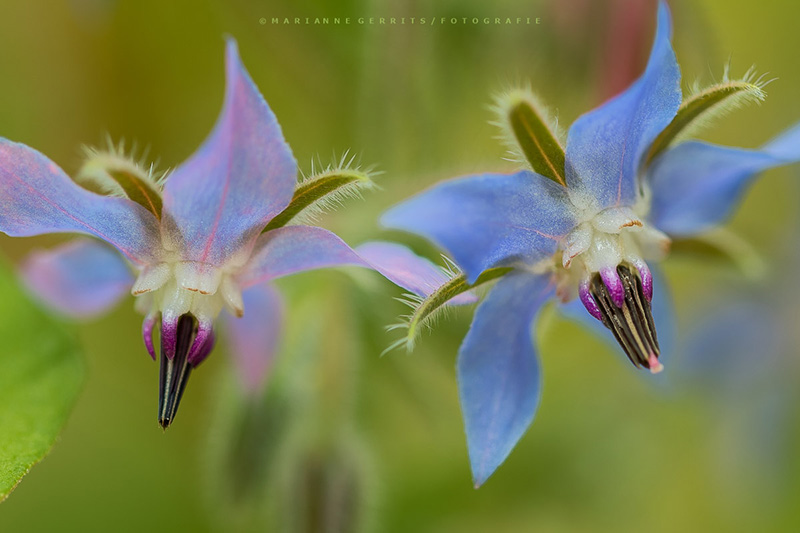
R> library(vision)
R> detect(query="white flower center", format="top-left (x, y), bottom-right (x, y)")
top-left (554, 189), bottom-right (670, 302)
top-left (130, 257), bottom-right (245, 326)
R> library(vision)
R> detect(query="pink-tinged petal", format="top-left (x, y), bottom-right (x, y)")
top-left (20, 238), bottom-right (134, 319)
top-left (162, 38), bottom-right (297, 267)
top-left (237, 225), bottom-right (366, 288)
top-left (355, 241), bottom-right (476, 305)
top-left (238, 228), bottom-right (469, 304)
top-left (222, 283), bottom-right (284, 395)
top-left (0, 139), bottom-right (161, 265)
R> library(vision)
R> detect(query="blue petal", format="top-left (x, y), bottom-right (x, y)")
top-left (760, 121), bottom-right (800, 159)
top-left (558, 266), bottom-right (675, 369)
top-left (382, 171), bottom-right (575, 283)
top-left (162, 38), bottom-right (297, 266)
top-left (237, 225), bottom-right (365, 288)
top-left (649, 123), bottom-right (800, 236)
top-left (0, 140), bottom-right (161, 265)
top-left (355, 241), bottom-right (476, 304)
top-left (565, 1), bottom-right (680, 208)
top-left (20, 239), bottom-right (134, 318)
top-left (221, 283), bottom-right (284, 395)
top-left (457, 271), bottom-right (553, 487)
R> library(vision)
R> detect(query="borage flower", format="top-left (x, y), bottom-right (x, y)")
top-left (0, 39), bottom-right (461, 428)
top-left (381, 1), bottom-right (800, 486)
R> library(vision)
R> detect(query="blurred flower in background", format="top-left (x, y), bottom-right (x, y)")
top-left (666, 234), bottom-right (800, 519)
top-left (547, 0), bottom-right (657, 100)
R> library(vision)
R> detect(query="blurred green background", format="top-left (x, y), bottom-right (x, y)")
top-left (1, 0), bottom-right (800, 531)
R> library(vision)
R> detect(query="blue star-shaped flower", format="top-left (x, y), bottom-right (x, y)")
top-left (381, 1), bottom-right (800, 486)
top-left (0, 39), bottom-right (456, 428)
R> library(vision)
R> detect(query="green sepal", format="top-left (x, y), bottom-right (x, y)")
top-left (263, 166), bottom-right (375, 232)
top-left (77, 147), bottom-right (164, 220)
top-left (387, 266), bottom-right (513, 353)
top-left (492, 88), bottom-right (566, 186)
top-left (647, 70), bottom-right (769, 164)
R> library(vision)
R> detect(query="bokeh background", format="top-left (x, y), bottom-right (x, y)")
top-left (1, 0), bottom-right (800, 531)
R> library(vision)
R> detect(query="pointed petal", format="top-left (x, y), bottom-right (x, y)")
top-left (760, 121), bottom-right (800, 159)
top-left (20, 239), bottom-right (134, 318)
top-left (559, 265), bottom-right (675, 367)
top-left (565, 1), bottom-right (681, 208)
top-left (162, 38), bottom-right (297, 266)
top-left (648, 123), bottom-right (800, 236)
top-left (381, 171), bottom-right (575, 283)
top-left (354, 241), bottom-right (476, 304)
top-left (237, 225), bottom-right (365, 288)
top-left (221, 283), bottom-right (284, 395)
top-left (458, 271), bottom-right (553, 487)
top-left (0, 140), bottom-right (161, 265)
top-left (238, 227), bottom-right (473, 304)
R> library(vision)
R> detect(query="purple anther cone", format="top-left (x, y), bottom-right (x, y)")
top-left (579, 280), bottom-right (603, 321)
top-left (600, 267), bottom-right (625, 308)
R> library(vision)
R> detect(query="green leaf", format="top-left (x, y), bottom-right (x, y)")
top-left (263, 167), bottom-right (375, 232)
top-left (0, 259), bottom-right (84, 502)
top-left (388, 266), bottom-right (513, 353)
top-left (669, 229), bottom-right (765, 279)
top-left (492, 88), bottom-right (566, 186)
top-left (646, 70), bottom-right (768, 164)
top-left (76, 147), bottom-right (164, 220)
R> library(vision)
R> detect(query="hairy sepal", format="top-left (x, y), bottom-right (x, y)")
top-left (647, 68), bottom-right (770, 164)
top-left (491, 87), bottom-right (566, 186)
top-left (386, 266), bottom-right (513, 353)
top-left (263, 156), bottom-right (375, 232)
top-left (76, 141), bottom-right (165, 220)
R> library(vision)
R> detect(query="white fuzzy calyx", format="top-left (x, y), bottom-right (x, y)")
top-left (130, 258), bottom-right (244, 324)
top-left (560, 204), bottom-right (670, 282)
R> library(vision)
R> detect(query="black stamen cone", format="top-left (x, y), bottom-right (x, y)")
top-left (158, 313), bottom-right (197, 429)
top-left (589, 264), bottom-right (660, 371)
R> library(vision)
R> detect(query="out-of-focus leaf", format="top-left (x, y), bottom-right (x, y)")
top-left (0, 258), bottom-right (84, 502)
top-left (669, 229), bottom-right (765, 279)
